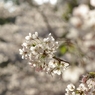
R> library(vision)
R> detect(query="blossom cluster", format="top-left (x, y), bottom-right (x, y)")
top-left (65, 73), bottom-right (95, 95)
top-left (19, 32), bottom-right (69, 75)
top-left (67, 3), bottom-right (95, 48)
top-left (66, 2), bottom-right (95, 79)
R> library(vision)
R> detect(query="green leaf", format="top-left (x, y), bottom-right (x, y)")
top-left (59, 45), bottom-right (67, 54)
top-left (88, 72), bottom-right (95, 78)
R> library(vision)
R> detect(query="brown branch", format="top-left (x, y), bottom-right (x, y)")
top-left (53, 56), bottom-right (70, 64)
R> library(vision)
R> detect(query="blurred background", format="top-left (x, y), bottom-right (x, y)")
top-left (0, 0), bottom-right (95, 95)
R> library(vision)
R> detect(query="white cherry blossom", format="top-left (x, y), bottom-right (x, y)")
top-left (19, 32), bottom-right (69, 75)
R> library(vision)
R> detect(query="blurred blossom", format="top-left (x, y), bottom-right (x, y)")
top-left (66, 28), bottom-right (79, 39)
top-left (90, 0), bottom-right (95, 7)
top-left (3, 1), bottom-right (17, 13)
top-left (63, 66), bottom-right (84, 83)
top-left (34, 0), bottom-right (44, 5)
top-left (68, 4), bottom-right (95, 40)
top-left (66, 3), bottom-right (95, 92)
top-left (50, 0), bottom-right (57, 5)
top-left (73, 4), bottom-right (89, 18)
top-left (69, 17), bottom-right (82, 28)
top-left (4, 1), bottom-right (13, 8)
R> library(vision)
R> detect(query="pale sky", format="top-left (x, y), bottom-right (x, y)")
top-left (34, 0), bottom-right (57, 5)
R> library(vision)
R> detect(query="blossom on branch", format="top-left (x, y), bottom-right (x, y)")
top-left (65, 72), bottom-right (95, 95)
top-left (19, 32), bottom-right (69, 75)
